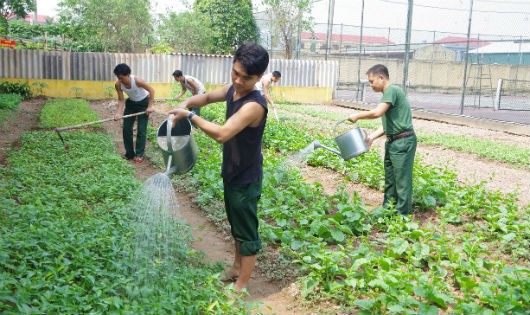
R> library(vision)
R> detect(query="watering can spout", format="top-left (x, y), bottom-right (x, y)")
top-left (313, 140), bottom-right (342, 157)
top-left (163, 155), bottom-right (178, 176)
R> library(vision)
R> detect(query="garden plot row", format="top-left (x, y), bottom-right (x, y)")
top-left (179, 103), bottom-right (530, 314)
top-left (0, 99), bottom-right (253, 315)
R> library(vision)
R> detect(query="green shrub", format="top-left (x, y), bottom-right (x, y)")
top-left (0, 81), bottom-right (32, 99)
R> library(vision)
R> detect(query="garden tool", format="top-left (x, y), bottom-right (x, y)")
top-left (55, 111), bottom-right (146, 149)
top-left (312, 119), bottom-right (368, 160)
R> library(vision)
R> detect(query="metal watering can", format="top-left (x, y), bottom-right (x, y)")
top-left (313, 119), bottom-right (368, 160)
top-left (157, 114), bottom-right (198, 176)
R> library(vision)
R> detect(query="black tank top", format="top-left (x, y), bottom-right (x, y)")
top-left (221, 86), bottom-right (268, 184)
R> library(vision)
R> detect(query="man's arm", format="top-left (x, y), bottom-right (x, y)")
top-left (135, 77), bottom-right (155, 113)
top-left (348, 101), bottom-right (390, 123)
top-left (169, 85), bottom-right (265, 143)
top-left (347, 101), bottom-right (390, 147)
top-left (171, 102), bottom-right (265, 144)
top-left (366, 127), bottom-right (385, 147)
top-left (176, 82), bottom-right (187, 100)
top-left (177, 85), bottom-right (229, 110)
top-left (114, 81), bottom-right (125, 120)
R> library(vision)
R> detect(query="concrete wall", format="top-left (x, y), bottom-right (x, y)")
top-left (306, 54), bottom-right (530, 93)
top-left (414, 45), bottom-right (455, 62)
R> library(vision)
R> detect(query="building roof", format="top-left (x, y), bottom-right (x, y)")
top-left (434, 36), bottom-right (489, 48)
top-left (469, 41), bottom-right (530, 54)
top-left (301, 32), bottom-right (393, 45)
top-left (7, 13), bottom-right (55, 24)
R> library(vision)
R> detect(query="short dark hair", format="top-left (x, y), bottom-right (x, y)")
top-left (366, 64), bottom-right (389, 79)
top-left (272, 71), bottom-right (281, 78)
top-left (233, 43), bottom-right (269, 77)
top-left (113, 63), bottom-right (131, 76)
top-left (172, 70), bottom-right (183, 77)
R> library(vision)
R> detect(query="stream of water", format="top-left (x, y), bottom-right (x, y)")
top-left (130, 172), bottom-right (184, 283)
top-left (288, 140), bottom-right (318, 165)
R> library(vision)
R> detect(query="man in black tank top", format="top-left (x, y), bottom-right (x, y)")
top-left (168, 44), bottom-right (269, 292)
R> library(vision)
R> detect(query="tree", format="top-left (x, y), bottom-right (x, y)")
top-left (0, 0), bottom-right (36, 34)
top-left (194, 0), bottom-right (259, 54)
top-left (261, 0), bottom-right (313, 59)
top-left (57, 0), bottom-right (151, 52)
top-left (156, 11), bottom-right (214, 54)
top-left (5, 19), bottom-right (62, 49)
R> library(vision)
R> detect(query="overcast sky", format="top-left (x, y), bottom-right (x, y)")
top-left (311, 0), bottom-right (530, 39)
top-left (36, 0), bottom-right (530, 39)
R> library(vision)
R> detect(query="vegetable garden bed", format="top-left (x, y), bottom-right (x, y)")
top-left (2, 97), bottom-right (529, 314)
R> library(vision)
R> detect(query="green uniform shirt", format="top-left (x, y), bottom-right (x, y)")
top-left (380, 85), bottom-right (414, 136)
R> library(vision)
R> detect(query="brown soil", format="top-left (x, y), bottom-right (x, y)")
top-left (0, 97), bottom-right (44, 164)
top-left (2, 98), bottom-right (529, 315)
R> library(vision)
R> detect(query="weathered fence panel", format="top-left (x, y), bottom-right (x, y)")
top-left (0, 49), bottom-right (338, 89)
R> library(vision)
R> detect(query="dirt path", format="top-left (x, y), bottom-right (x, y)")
top-left (87, 100), bottom-right (312, 314)
top-left (0, 98), bottom-right (44, 164)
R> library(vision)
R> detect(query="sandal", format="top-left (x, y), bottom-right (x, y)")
top-left (123, 155), bottom-right (134, 161)
top-left (134, 156), bottom-right (144, 164)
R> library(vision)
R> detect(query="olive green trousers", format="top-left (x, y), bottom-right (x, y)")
top-left (383, 134), bottom-right (417, 215)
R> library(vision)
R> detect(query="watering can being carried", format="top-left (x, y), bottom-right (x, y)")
top-left (157, 114), bottom-right (198, 176)
top-left (313, 119), bottom-right (369, 160)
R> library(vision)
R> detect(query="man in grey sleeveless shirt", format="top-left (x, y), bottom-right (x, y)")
top-left (113, 63), bottom-right (154, 164)
top-left (172, 70), bottom-right (205, 117)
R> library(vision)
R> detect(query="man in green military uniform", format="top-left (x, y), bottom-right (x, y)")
top-left (347, 64), bottom-right (416, 215)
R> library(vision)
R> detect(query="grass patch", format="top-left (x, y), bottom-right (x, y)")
top-left (276, 103), bottom-right (381, 130)
top-left (0, 94), bottom-right (22, 127)
top-left (419, 134), bottom-right (530, 169)
top-left (39, 98), bottom-right (100, 128)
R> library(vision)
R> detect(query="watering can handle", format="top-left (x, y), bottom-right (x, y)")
top-left (166, 114), bottom-right (174, 152)
top-left (332, 118), bottom-right (356, 136)
top-left (360, 127), bottom-right (368, 139)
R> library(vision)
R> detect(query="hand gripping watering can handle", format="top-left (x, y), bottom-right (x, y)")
top-left (166, 114), bottom-right (174, 153)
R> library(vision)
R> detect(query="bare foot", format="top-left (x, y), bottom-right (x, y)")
top-left (220, 267), bottom-right (239, 282)
top-left (234, 282), bottom-right (247, 292)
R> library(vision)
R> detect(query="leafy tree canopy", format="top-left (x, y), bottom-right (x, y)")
top-left (156, 11), bottom-right (214, 54)
top-left (57, 0), bottom-right (151, 52)
top-left (194, 0), bottom-right (259, 54)
top-left (1, 0), bottom-right (36, 33)
top-left (262, 0), bottom-right (313, 59)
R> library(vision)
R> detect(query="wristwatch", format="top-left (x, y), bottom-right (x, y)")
top-left (188, 112), bottom-right (195, 121)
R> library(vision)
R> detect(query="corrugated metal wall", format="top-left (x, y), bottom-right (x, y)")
top-left (0, 49), bottom-right (338, 89)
